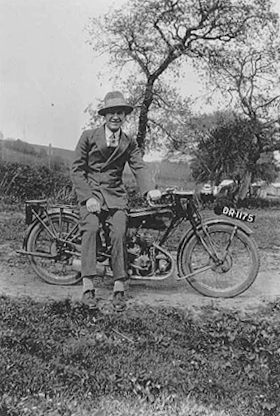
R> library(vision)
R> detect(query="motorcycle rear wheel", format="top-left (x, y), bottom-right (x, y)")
top-left (177, 223), bottom-right (259, 297)
top-left (27, 213), bottom-right (82, 285)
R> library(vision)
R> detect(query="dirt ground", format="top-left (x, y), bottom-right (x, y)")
top-left (0, 209), bottom-right (280, 312)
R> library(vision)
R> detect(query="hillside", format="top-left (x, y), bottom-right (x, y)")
top-left (32, 143), bottom-right (74, 163)
top-left (0, 139), bottom-right (73, 168)
top-left (0, 139), bottom-right (194, 190)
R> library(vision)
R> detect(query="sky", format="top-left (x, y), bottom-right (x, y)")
top-left (1, 0), bottom-right (280, 152)
top-left (0, 0), bottom-right (128, 150)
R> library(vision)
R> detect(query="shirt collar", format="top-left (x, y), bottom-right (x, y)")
top-left (105, 125), bottom-right (121, 141)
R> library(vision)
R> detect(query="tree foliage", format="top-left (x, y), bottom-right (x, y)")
top-left (190, 24), bottom-right (280, 194)
top-left (191, 115), bottom-right (279, 197)
top-left (203, 4), bottom-right (280, 182)
top-left (205, 11), bottom-right (280, 124)
top-left (87, 0), bottom-right (276, 152)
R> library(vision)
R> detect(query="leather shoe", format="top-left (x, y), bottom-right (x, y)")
top-left (112, 291), bottom-right (126, 312)
top-left (82, 290), bottom-right (98, 309)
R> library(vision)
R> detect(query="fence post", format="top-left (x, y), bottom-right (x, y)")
top-left (48, 143), bottom-right (52, 169)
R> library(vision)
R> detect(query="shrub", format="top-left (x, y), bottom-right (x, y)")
top-left (0, 161), bottom-right (75, 203)
top-left (0, 160), bottom-right (148, 206)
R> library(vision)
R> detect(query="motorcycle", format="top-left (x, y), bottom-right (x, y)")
top-left (17, 188), bottom-right (260, 298)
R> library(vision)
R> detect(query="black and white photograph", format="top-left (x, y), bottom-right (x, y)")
top-left (1, 0), bottom-right (280, 415)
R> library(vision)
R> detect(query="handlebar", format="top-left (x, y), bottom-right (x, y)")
top-left (147, 183), bottom-right (237, 208)
top-left (147, 188), bottom-right (196, 207)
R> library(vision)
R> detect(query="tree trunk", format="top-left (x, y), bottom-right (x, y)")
top-left (136, 80), bottom-right (154, 152)
top-left (237, 171), bottom-right (252, 200)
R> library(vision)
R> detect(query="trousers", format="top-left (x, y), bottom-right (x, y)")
top-left (79, 206), bottom-right (128, 281)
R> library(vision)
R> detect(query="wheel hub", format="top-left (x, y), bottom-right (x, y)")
top-left (50, 241), bottom-right (70, 261)
top-left (211, 253), bottom-right (232, 273)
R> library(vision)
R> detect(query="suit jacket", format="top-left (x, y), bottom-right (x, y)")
top-left (71, 125), bottom-right (154, 209)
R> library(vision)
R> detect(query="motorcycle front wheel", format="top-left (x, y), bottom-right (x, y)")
top-left (26, 213), bottom-right (82, 285)
top-left (177, 223), bottom-right (260, 298)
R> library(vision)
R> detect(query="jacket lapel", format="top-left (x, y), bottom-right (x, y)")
top-left (95, 125), bottom-right (112, 160)
top-left (101, 130), bottom-right (130, 170)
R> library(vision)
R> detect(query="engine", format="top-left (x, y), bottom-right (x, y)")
top-left (96, 208), bottom-right (174, 278)
top-left (127, 227), bottom-right (171, 277)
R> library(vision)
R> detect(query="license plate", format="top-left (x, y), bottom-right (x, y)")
top-left (215, 206), bottom-right (255, 223)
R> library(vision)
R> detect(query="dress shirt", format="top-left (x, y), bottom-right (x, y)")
top-left (105, 126), bottom-right (120, 147)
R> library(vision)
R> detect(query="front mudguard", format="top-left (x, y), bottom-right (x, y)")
top-left (176, 217), bottom-right (253, 273)
top-left (200, 217), bottom-right (253, 235)
top-left (181, 217), bottom-right (253, 243)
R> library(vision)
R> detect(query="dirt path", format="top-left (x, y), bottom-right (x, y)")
top-left (1, 237), bottom-right (280, 312)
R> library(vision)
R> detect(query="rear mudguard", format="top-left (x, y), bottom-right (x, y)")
top-left (177, 216), bottom-right (253, 265)
top-left (22, 210), bottom-right (79, 250)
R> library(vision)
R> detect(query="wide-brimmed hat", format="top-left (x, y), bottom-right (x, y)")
top-left (98, 91), bottom-right (134, 116)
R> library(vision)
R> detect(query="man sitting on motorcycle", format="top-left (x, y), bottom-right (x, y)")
top-left (71, 91), bottom-right (161, 311)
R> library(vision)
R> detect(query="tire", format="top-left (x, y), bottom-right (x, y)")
top-left (177, 223), bottom-right (260, 298)
top-left (27, 213), bottom-right (82, 285)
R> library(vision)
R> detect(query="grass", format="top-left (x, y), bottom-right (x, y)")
top-left (1, 297), bottom-right (280, 416)
top-left (0, 395), bottom-right (234, 416)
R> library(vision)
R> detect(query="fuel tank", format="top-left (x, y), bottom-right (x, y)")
top-left (128, 207), bottom-right (174, 230)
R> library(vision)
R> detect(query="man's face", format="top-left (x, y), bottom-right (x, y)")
top-left (105, 108), bottom-right (126, 132)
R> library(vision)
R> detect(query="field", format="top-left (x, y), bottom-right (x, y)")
top-left (1, 202), bottom-right (280, 416)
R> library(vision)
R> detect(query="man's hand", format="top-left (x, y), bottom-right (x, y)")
top-left (86, 197), bottom-right (101, 213)
top-left (147, 189), bottom-right (162, 201)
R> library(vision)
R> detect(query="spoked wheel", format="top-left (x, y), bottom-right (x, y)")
top-left (177, 223), bottom-right (260, 297)
top-left (27, 213), bottom-right (82, 285)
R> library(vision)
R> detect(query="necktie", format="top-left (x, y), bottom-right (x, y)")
top-left (109, 133), bottom-right (118, 147)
